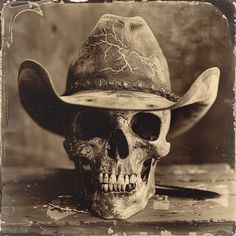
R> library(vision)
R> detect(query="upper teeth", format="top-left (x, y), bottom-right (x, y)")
top-left (109, 174), bottom-right (116, 184)
top-left (98, 172), bottom-right (140, 193)
top-left (104, 173), bottom-right (109, 183)
top-left (99, 173), bottom-right (138, 184)
top-left (130, 174), bottom-right (137, 183)
top-left (117, 174), bottom-right (124, 184)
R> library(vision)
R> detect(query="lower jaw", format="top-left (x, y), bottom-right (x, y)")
top-left (91, 181), bottom-right (155, 219)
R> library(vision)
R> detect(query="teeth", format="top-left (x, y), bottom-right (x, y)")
top-left (104, 184), bottom-right (108, 192)
top-left (99, 172), bottom-right (140, 193)
top-left (121, 184), bottom-right (126, 192)
top-left (130, 174), bottom-right (136, 183)
top-left (104, 174), bottom-right (109, 184)
top-left (109, 184), bottom-right (113, 191)
top-left (117, 174), bottom-right (125, 184)
top-left (118, 184), bottom-right (122, 192)
top-left (113, 184), bottom-right (118, 191)
top-left (127, 184), bottom-right (132, 192)
top-left (99, 173), bottom-right (104, 183)
top-left (125, 175), bottom-right (129, 185)
top-left (109, 174), bottom-right (116, 184)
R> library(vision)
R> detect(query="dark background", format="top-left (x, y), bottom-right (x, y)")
top-left (2, 1), bottom-right (234, 168)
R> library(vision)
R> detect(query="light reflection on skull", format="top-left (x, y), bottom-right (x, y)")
top-left (63, 109), bottom-right (170, 219)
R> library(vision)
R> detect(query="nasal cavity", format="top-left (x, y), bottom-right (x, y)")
top-left (107, 129), bottom-right (129, 160)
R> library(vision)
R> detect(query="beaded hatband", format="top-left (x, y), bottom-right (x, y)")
top-left (68, 78), bottom-right (179, 102)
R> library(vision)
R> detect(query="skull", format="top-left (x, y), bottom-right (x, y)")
top-left (63, 108), bottom-right (171, 219)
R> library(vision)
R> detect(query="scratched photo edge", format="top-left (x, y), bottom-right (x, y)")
top-left (0, 0), bottom-right (235, 235)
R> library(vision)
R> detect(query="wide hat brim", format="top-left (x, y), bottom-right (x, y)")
top-left (18, 60), bottom-right (220, 138)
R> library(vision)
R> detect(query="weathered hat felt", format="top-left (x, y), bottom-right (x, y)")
top-left (18, 14), bottom-right (220, 137)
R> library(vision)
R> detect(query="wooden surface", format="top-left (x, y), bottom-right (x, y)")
top-left (1, 164), bottom-right (236, 235)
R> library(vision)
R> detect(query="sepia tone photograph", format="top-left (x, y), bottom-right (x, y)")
top-left (0, 0), bottom-right (235, 235)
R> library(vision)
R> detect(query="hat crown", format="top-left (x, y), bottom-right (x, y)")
top-left (65, 14), bottom-right (171, 96)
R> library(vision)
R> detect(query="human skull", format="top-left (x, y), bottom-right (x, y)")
top-left (63, 108), bottom-right (171, 219)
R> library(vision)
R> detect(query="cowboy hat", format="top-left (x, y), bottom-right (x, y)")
top-left (18, 14), bottom-right (220, 138)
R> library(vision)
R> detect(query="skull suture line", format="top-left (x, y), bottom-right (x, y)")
top-left (63, 109), bottom-right (170, 219)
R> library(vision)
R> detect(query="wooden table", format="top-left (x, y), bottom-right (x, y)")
top-left (1, 164), bottom-right (236, 235)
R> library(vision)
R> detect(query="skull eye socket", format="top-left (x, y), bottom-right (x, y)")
top-left (131, 112), bottom-right (161, 141)
top-left (75, 111), bottom-right (113, 140)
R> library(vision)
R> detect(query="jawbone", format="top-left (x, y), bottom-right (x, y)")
top-left (76, 159), bottom-right (157, 219)
top-left (92, 180), bottom-right (155, 219)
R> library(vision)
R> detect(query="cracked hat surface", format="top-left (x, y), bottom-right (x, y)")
top-left (64, 14), bottom-right (174, 102)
